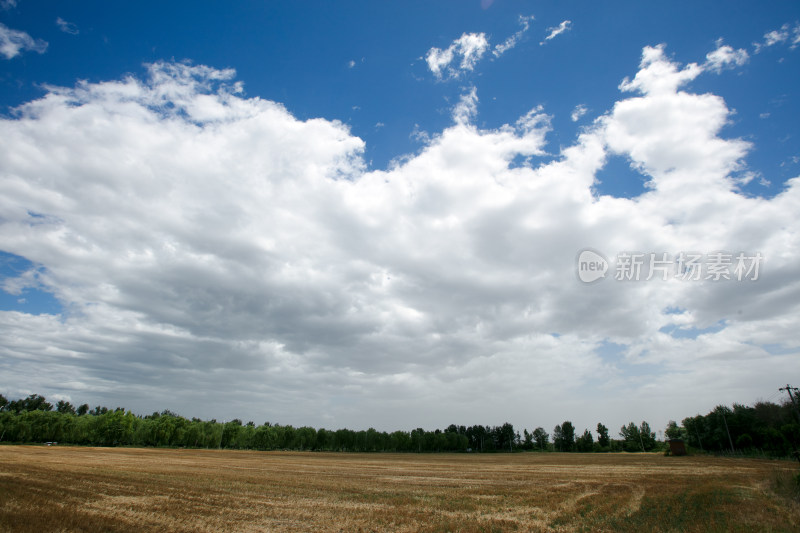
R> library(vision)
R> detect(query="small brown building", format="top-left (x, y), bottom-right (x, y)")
top-left (668, 438), bottom-right (687, 456)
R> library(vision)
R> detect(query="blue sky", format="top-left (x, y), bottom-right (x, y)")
top-left (4, 2), bottom-right (798, 182)
top-left (1, 1), bottom-right (799, 435)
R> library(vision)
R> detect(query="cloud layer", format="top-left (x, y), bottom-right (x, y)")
top-left (1, 46), bottom-right (798, 432)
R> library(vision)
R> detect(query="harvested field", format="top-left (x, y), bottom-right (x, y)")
top-left (0, 446), bottom-right (798, 532)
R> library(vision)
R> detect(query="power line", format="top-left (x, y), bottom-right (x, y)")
top-left (764, 389), bottom-right (782, 403)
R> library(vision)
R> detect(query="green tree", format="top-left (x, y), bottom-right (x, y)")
top-left (596, 423), bottom-right (610, 447)
top-left (665, 420), bottom-right (685, 440)
top-left (576, 429), bottom-right (593, 452)
top-left (7, 394), bottom-right (53, 413)
top-left (532, 427), bottom-right (549, 451)
top-left (385, 430), bottom-right (403, 451)
top-left (316, 428), bottom-right (331, 451)
top-left (56, 400), bottom-right (76, 415)
top-left (97, 410), bottom-right (135, 446)
top-left (736, 433), bottom-right (753, 449)
top-left (496, 422), bottom-right (516, 452)
top-left (619, 422), bottom-right (642, 452)
top-left (221, 419), bottom-right (243, 448)
top-left (154, 414), bottom-right (178, 446)
top-left (522, 429), bottom-right (534, 449)
top-left (410, 428), bottom-right (425, 452)
top-left (296, 426), bottom-right (318, 450)
top-left (466, 425), bottom-right (489, 452)
top-left (639, 421), bottom-right (656, 450)
top-left (620, 421), bottom-right (657, 452)
top-left (553, 421), bottom-right (575, 452)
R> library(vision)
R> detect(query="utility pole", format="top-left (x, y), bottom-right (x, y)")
top-left (779, 385), bottom-right (800, 424)
top-left (778, 385), bottom-right (800, 465)
top-left (720, 409), bottom-right (735, 454)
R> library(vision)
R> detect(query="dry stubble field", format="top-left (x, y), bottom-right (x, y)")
top-left (0, 446), bottom-right (798, 532)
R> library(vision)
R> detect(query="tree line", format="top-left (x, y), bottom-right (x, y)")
top-left (0, 393), bottom-right (797, 456)
top-left (672, 402), bottom-right (800, 457)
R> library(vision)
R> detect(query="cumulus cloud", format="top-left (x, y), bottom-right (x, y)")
top-left (618, 44), bottom-right (702, 95)
top-left (704, 39), bottom-right (748, 72)
top-left (0, 22), bottom-right (47, 59)
top-left (1, 49), bottom-right (798, 433)
top-left (426, 32), bottom-right (489, 79)
top-left (493, 15), bottom-right (534, 57)
top-left (540, 20), bottom-right (572, 45)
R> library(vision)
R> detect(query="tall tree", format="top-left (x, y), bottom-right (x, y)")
top-left (522, 429), bottom-right (533, 449)
top-left (552, 424), bottom-right (563, 451)
top-left (619, 422), bottom-right (641, 452)
top-left (553, 421), bottom-right (575, 452)
top-left (639, 421), bottom-right (657, 451)
top-left (576, 429), bottom-right (594, 452)
top-left (15, 394), bottom-right (53, 412)
top-left (596, 423), bottom-right (610, 447)
top-left (56, 400), bottom-right (76, 415)
top-left (496, 422), bottom-right (516, 452)
top-left (665, 420), bottom-right (684, 440)
top-left (532, 427), bottom-right (549, 450)
top-left (620, 421), bottom-right (657, 452)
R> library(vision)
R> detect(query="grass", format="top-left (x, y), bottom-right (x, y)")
top-left (0, 446), bottom-right (798, 532)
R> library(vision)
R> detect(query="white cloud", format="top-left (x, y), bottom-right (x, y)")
top-left (426, 32), bottom-right (489, 80)
top-left (0, 22), bottom-right (47, 59)
top-left (410, 123), bottom-right (430, 143)
top-left (493, 15), bottom-right (533, 57)
top-left (1, 49), bottom-right (798, 434)
top-left (764, 26), bottom-right (789, 47)
top-left (753, 22), bottom-right (800, 52)
top-left (348, 58), bottom-right (365, 69)
top-left (571, 104), bottom-right (588, 122)
top-left (704, 39), bottom-right (748, 72)
top-left (451, 86), bottom-right (479, 125)
top-left (618, 44), bottom-right (702, 96)
top-left (540, 20), bottom-right (572, 45)
top-left (56, 17), bottom-right (79, 35)
top-left (427, 17), bottom-right (534, 79)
